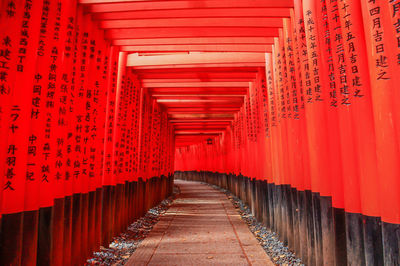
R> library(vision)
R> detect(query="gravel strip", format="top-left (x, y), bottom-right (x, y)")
top-left (206, 183), bottom-right (304, 266)
top-left (86, 186), bottom-right (180, 265)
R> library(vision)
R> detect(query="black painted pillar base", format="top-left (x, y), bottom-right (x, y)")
top-left (94, 188), bottom-right (102, 251)
top-left (276, 185), bottom-right (284, 244)
top-left (63, 195), bottom-right (73, 266)
top-left (305, 190), bottom-right (315, 266)
top-left (71, 193), bottom-right (82, 265)
top-left (87, 191), bottom-right (96, 257)
top-left (22, 210), bottom-right (39, 265)
top-left (312, 193), bottom-right (323, 265)
top-left (262, 181), bottom-right (270, 229)
top-left (110, 185), bottom-right (116, 244)
top-left (138, 178), bottom-right (145, 217)
top-left (132, 181), bottom-right (138, 220)
top-left (382, 221), bottom-right (400, 265)
top-left (101, 186), bottom-right (111, 247)
top-left (81, 192), bottom-right (89, 261)
top-left (284, 184), bottom-right (293, 250)
top-left (298, 190), bottom-right (308, 264)
top-left (345, 212), bottom-right (365, 266)
top-left (115, 184), bottom-right (123, 236)
top-left (291, 187), bottom-right (300, 256)
top-left (320, 196), bottom-right (334, 265)
top-left (362, 215), bottom-right (383, 266)
top-left (333, 207), bottom-right (347, 266)
top-left (37, 206), bottom-right (53, 266)
top-left (267, 183), bottom-right (275, 232)
top-left (0, 212), bottom-right (23, 265)
top-left (52, 198), bottom-right (65, 266)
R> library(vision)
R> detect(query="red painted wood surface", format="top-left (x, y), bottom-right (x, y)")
top-left (0, 0), bottom-right (399, 264)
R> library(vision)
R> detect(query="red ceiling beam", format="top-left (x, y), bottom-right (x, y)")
top-left (164, 103), bottom-right (243, 112)
top-left (135, 67), bottom-right (260, 74)
top-left (174, 128), bottom-right (230, 132)
top-left (174, 124), bottom-right (228, 128)
top-left (149, 88), bottom-right (248, 95)
top-left (154, 96), bottom-right (244, 100)
top-left (175, 134), bottom-right (220, 137)
top-left (175, 129), bottom-right (225, 133)
top-left (175, 128), bottom-right (228, 132)
top-left (172, 121), bottom-right (231, 125)
top-left (167, 112), bottom-right (240, 115)
top-left (130, 63), bottom-right (265, 69)
top-left (85, 0), bottom-right (294, 13)
top-left (175, 140), bottom-right (215, 143)
top-left (165, 105), bottom-right (242, 109)
top-left (143, 78), bottom-right (251, 83)
top-left (92, 8), bottom-right (290, 20)
top-left (139, 72), bottom-right (256, 79)
top-left (170, 119), bottom-right (233, 123)
top-left (162, 106), bottom-right (242, 110)
top-left (106, 27), bottom-right (280, 39)
top-left (120, 44), bottom-right (273, 53)
top-left (158, 98), bottom-right (243, 102)
top-left (127, 52), bottom-right (265, 67)
top-left (168, 114), bottom-right (238, 117)
top-left (143, 81), bottom-right (249, 88)
top-left (169, 114), bottom-right (234, 119)
top-left (175, 138), bottom-right (219, 142)
top-left (113, 37), bottom-right (275, 46)
top-left (100, 18), bottom-right (283, 29)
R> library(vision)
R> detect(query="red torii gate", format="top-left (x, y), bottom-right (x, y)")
top-left (0, 0), bottom-right (399, 265)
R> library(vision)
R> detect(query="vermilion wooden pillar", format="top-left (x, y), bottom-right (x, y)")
top-left (360, 1), bottom-right (400, 265)
top-left (1, 0), bottom-right (42, 265)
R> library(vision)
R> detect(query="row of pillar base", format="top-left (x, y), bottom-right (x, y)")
top-left (175, 171), bottom-right (400, 266)
top-left (0, 175), bottom-right (174, 266)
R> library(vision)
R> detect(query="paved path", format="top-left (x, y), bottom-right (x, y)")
top-left (126, 180), bottom-right (274, 266)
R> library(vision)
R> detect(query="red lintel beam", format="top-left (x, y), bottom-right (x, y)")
top-left (131, 63), bottom-right (266, 69)
top-left (169, 113), bottom-right (234, 118)
top-left (143, 78), bottom-right (251, 83)
top-left (175, 133), bottom-right (220, 137)
top-left (175, 136), bottom-right (220, 140)
top-left (113, 37), bottom-right (275, 46)
top-left (174, 124), bottom-right (229, 128)
top-left (165, 105), bottom-right (242, 109)
top-left (92, 8), bottom-right (291, 20)
top-left (172, 121), bottom-right (232, 125)
top-left (176, 139), bottom-right (226, 143)
top-left (100, 18), bottom-right (283, 29)
top-left (159, 101), bottom-right (243, 107)
top-left (175, 129), bottom-right (225, 134)
top-left (169, 119), bottom-right (233, 123)
top-left (126, 52), bottom-right (265, 67)
top-left (158, 98), bottom-right (243, 103)
top-left (150, 88), bottom-right (248, 95)
top-left (163, 107), bottom-right (242, 111)
top-left (106, 27), bottom-right (280, 39)
top-left (143, 81), bottom-right (249, 88)
top-left (168, 113), bottom-right (239, 116)
top-left (120, 44), bottom-right (273, 53)
top-left (153, 96), bottom-right (244, 100)
top-left (139, 72), bottom-right (256, 79)
top-left (135, 67), bottom-right (260, 74)
top-left (168, 111), bottom-right (240, 115)
top-left (174, 128), bottom-right (232, 132)
top-left (85, 0), bottom-right (294, 13)
top-left (174, 125), bottom-right (229, 128)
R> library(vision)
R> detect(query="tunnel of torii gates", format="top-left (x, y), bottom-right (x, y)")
top-left (0, 0), bottom-right (399, 265)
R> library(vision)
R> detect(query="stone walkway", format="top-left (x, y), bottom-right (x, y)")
top-left (126, 180), bottom-right (274, 265)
